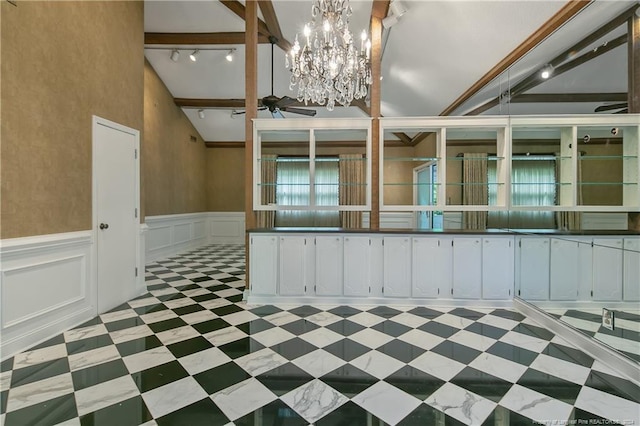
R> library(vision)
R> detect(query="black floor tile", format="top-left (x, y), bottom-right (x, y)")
top-left (481, 406), bottom-right (538, 426)
top-left (367, 306), bottom-right (403, 318)
top-left (77, 317), bottom-right (103, 328)
top-left (219, 276), bottom-right (240, 283)
top-left (542, 343), bottom-right (594, 368)
top-left (1, 390), bottom-right (7, 415)
top-left (205, 284), bottom-right (229, 292)
top-left (194, 361), bottom-right (251, 395)
top-left (242, 319), bottom-right (275, 335)
top-left (218, 337), bottom-right (265, 359)
top-left (372, 320), bottom-right (412, 337)
top-left (4, 393), bottom-right (77, 426)
top-left (596, 325), bottom-right (640, 342)
top-left (249, 305), bottom-right (284, 317)
top-left (192, 318), bottom-right (231, 334)
top-left (106, 302), bottom-right (132, 313)
top-left (66, 334), bottom-right (114, 356)
top-left (192, 293), bottom-right (219, 302)
top-left (407, 306), bottom-right (445, 319)
top-left (287, 305), bottom-right (322, 318)
top-left (316, 401), bottom-right (374, 426)
top-left (155, 398), bottom-right (229, 426)
top-left (323, 338), bottom-right (370, 362)
top-left (31, 334), bottom-right (65, 351)
top-left (147, 317), bottom-right (188, 333)
top-left (464, 322), bottom-right (508, 340)
top-left (511, 323), bottom-right (555, 341)
top-left (614, 310), bottom-right (640, 322)
top-left (256, 363), bottom-right (314, 396)
top-left (80, 395), bottom-right (153, 426)
top-left (167, 336), bottom-right (213, 358)
top-left (163, 276), bottom-right (186, 283)
top-left (385, 366), bottom-right (446, 400)
top-left (226, 294), bottom-right (244, 303)
top-left (398, 403), bottom-right (466, 426)
top-left (418, 321), bottom-right (459, 338)
top-left (72, 359), bottom-right (130, 391)
top-left (211, 304), bottom-right (245, 317)
top-left (450, 366), bottom-right (512, 402)
top-left (269, 337), bottom-right (318, 361)
top-left (584, 370), bottom-right (640, 403)
top-left (377, 340), bottom-right (426, 363)
top-left (489, 309), bottom-right (525, 322)
top-left (280, 319), bottom-right (320, 335)
top-left (132, 303), bottom-right (168, 315)
top-left (10, 357), bottom-right (70, 388)
top-left (0, 358), bottom-right (14, 372)
top-left (320, 364), bottom-right (377, 396)
top-left (326, 319), bottom-right (365, 336)
top-left (148, 283), bottom-right (172, 291)
top-left (155, 293), bottom-right (187, 302)
top-left (517, 368), bottom-right (582, 404)
top-left (131, 360), bottom-right (189, 393)
top-left (570, 407), bottom-right (621, 424)
top-left (116, 335), bottom-right (163, 357)
top-left (327, 306), bottom-right (363, 318)
top-left (487, 341), bottom-right (539, 366)
top-left (563, 309), bottom-right (602, 322)
top-left (234, 398), bottom-right (306, 426)
top-left (105, 317), bottom-right (147, 332)
top-left (449, 307), bottom-right (485, 321)
top-left (172, 303), bottom-right (205, 316)
top-left (431, 340), bottom-right (481, 364)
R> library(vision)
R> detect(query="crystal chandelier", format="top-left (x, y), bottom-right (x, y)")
top-left (286, 0), bottom-right (372, 111)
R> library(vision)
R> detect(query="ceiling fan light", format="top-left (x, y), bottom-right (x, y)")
top-left (170, 49), bottom-right (180, 62)
top-left (189, 50), bottom-right (199, 62)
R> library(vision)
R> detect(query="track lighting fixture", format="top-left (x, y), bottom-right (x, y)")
top-left (540, 64), bottom-right (554, 79)
top-left (225, 50), bottom-right (234, 62)
top-left (145, 47), bottom-right (238, 63)
top-left (170, 49), bottom-right (180, 62)
top-left (198, 109), bottom-right (205, 119)
top-left (383, 0), bottom-right (407, 28)
top-left (189, 50), bottom-right (199, 62)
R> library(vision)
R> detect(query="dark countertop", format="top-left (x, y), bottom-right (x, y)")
top-left (247, 227), bottom-right (640, 236)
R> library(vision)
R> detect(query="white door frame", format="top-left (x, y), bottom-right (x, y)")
top-left (92, 115), bottom-right (142, 313)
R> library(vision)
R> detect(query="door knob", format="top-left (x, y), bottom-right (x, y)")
top-left (99, 223), bottom-right (109, 230)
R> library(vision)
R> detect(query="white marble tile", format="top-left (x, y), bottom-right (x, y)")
top-left (53, 417), bottom-right (81, 425)
top-left (529, 354), bottom-right (591, 385)
top-left (127, 297), bottom-right (161, 308)
top-left (140, 309), bottom-right (178, 324)
top-left (182, 288), bottom-right (210, 298)
top-left (425, 382), bottom-right (497, 425)
top-left (352, 381), bottom-right (421, 425)
top-left (68, 345), bottom-right (120, 372)
top-left (350, 351), bottom-right (404, 379)
top-left (123, 346), bottom-right (176, 374)
top-left (348, 328), bottom-right (394, 349)
top-left (499, 330), bottom-right (550, 353)
top-left (204, 327), bottom-right (247, 346)
top-left (263, 311), bottom-right (300, 326)
top-left (179, 347), bottom-right (232, 376)
top-left (200, 298), bottom-right (232, 310)
top-left (390, 312), bottom-right (429, 328)
top-left (409, 351), bottom-right (466, 382)
top-left (221, 310), bottom-right (259, 326)
top-left (108, 324), bottom-right (154, 344)
top-left (560, 316), bottom-right (602, 333)
top-left (469, 353), bottom-right (527, 384)
top-left (449, 330), bottom-right (497, 352)
top-left (348, 312), bottom-right (386, 327)
top-left (305, 311), bottom-right (342, 327)
top-left (75, 375), bottom-right (140, 416)
top-left (398, 329), bottom-right (445, 350)
top-left (181, 309), bottom-right (218, 325)
top-left (293, 349), bottom-right (346, 378)
top-left (234, 348), bottom-right (288, 376)
top-left (142, 377), bottom-right (208, 419)
top-left (150, 288), bottom-right (179, 297)
top-left (163, 297), bottom-right (198, 309)
top-left (211, 378), bottom-right (277, 421)
top-left (299, 328), bottom-right (343, 348)
top-left (63, 324), bottom-right (108, 343)
top-left (100, 309), bottom-right (137, 323)
top-left (250, 327), bottom-right (296, 347)
top-left (156, 325), bottom-right (199, 345)
top-left (575, 383), bottom-right (640, 422)
top-left (13, 344), bottom-right (68, 369)
top-left (433, 314), bottom-right (474, 330)
top-left (590, 360), bottom-right (628, 379)
top-left (477, 314), bottom-right (518, 331)
top-left (281, 379), bottom-right (348, 424)
top-left (214, 288), bottom-right (243, 298)
top-left (595, 333), bottom-right (640, 356)
top-left (0, 370), bottom-right (11, 392)
top-left (616, 317), bottom-right (640, 332)
top-left (6, 373), bottom-right (74, 412)
top-left (500, 384), bottom-right (573, 424)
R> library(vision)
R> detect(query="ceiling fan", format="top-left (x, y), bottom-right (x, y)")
top-left (595, 102), bottom-right (628, 114)
top-left (233, 37), bottom-right (316, 119)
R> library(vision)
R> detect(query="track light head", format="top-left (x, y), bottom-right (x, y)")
top-left (382, 14), bottom-right (399, 28)
top-left (540, 64), bottom-right (554, 79)
top-left (170, 49), bottom-right (180, 62)
top-left (225, 50), bottom-right (234, 62)
top-left (198, 109), bottom-right (205, 119)
top-left (189, 50), bottom-right (199, 62)
top-left (389, 0), bottom-right (407, 17)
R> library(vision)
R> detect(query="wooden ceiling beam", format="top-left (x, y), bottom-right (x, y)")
top-left (144, 32), bottom-right (269, 45)
top-left (440, 0), bottom-right (591, 116)
top-left (629, 12), bottom-right (640, 113)
top-left (371, 0), bottom-right (390, 19)
top-left (219, 0), bottom-right (274, 43)
top-left (258, 0), bottom-right (292, 52)
top-left (511, 92), bottom-right (628, 103)
top-left (174, 98), bottom-right (247, 108)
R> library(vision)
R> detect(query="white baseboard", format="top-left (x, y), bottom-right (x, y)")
top-left (0, 231), bottom-right (95, 359)
top-left (209, 212), bottom-right (245, 244)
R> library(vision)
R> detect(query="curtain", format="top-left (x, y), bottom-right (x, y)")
top-left (555, 153), bottom-right (582, 230)
top-left (339, 154), bottom-right (365, 228)
top-left (314, 159), bottom-right (341, 226)
top-left (256, 154), bottom-right (276, 228)
top-left (462, 153), bottom-right (488, 230)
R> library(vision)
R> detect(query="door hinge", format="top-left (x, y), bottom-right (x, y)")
top-left (134, 149), bottom-right (137, 159)
top-left (134, 208), bottom-right (138, 218)
top-left (135, 267), bottom-right (138, 277)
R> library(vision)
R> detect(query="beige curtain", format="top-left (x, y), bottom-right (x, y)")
top-left (339, 154), bottom-right (365, 228)
top-left (256, 154), bottom-right (276, 228)
top-left (462, 153), bottom-right (488, 230)
top-left (555, 152), bottom-right (582, 230)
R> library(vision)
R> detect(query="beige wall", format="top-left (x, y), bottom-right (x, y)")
top-left (143, 61), bottom-right (207, 216)
top-left (1, 1), bottom-right (144, 239)
top-left (207, 148), bottom-right (245, 212)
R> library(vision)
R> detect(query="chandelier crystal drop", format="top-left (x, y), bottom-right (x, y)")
top-left (286, 0), bottom-right (372, 111)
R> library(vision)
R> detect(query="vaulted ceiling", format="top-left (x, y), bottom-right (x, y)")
top-left (143, 0), bottom-right (638, 142)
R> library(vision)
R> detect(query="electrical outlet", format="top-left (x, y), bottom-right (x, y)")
top-left (602, 308), bottom-right (614, 331)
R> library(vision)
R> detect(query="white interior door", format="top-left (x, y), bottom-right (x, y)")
top-left (94, 119), bottom-right (138, 313)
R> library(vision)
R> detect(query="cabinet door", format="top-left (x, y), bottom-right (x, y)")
top-left (452, 238), bottom-right (482, 299)
top-left (550, 239), bottom-right (579, 300)
top-left (383, 237), bottom-right (411, 297)
top-left (279, 236), bottom-right (307, 296)
top-left (250, 235), bottom-right (278, 295)
top-left (482, 237), bottom-right (514, 300)
top-left (344, 236), bottom-right (370, 296)
top-left (593, 238), bottom-right (623, 301)
top-left (624, 238), bottom-right (640, 301)
top-left (412, 237), bottom-right (451, 298)
top-left (369, 237), bottom-right (384, 297)
top-left (315, 236), bottom-right (343, 296)
top-left (518, 238), bottom-right (550, 300)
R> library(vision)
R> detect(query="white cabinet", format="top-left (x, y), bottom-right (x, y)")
top-left (383, 237), bottom-right (411, 297)
top-left (593, 238), bottom-right (623, 301)
top-left (550, 239), bottom-right (579, 300)
top-left (452, 238), bottom-right (482, 299)
top-left (279, 236), bottom-right (308, 296)
top-left (344, 236), bottom-right (370, 296)
top-left (250, 235), bottom-right (278, 295)
top-left (624, 237), bottom-right (640, 301)
top-left (518, 237), bottom-right (550, 300)
top-left (369, 236), bottom-right (384, 297)
top-left (412, 237), bottom-right (452, 298)
top-left (315, 236), bottom-right (343, 296)
top-left (482, 237), bottom-right (514, 300)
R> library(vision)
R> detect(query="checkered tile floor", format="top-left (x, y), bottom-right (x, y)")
top-left (546, 308), bottom-right (640, 363)
top-left (1, 244), bottom-right (639, 426)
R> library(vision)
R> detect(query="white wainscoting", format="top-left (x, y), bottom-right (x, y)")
top-left (0, 232), bottom-right (95, 358)
top-left (209, 212), bottom-right (246, 244)
top-left (582, 212), bottom-right (628, 230)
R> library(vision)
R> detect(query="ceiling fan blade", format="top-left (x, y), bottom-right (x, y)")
top-left (594, 102), bottom-right (628, 112)
top-left (276, 96), bottom-right (297, 108)
top-left (281, 106), bottom-right (317, 116)
top-left (232, 107), bottom-right (267, 115)
top-left (271, 109), bottom-right (285, 119)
